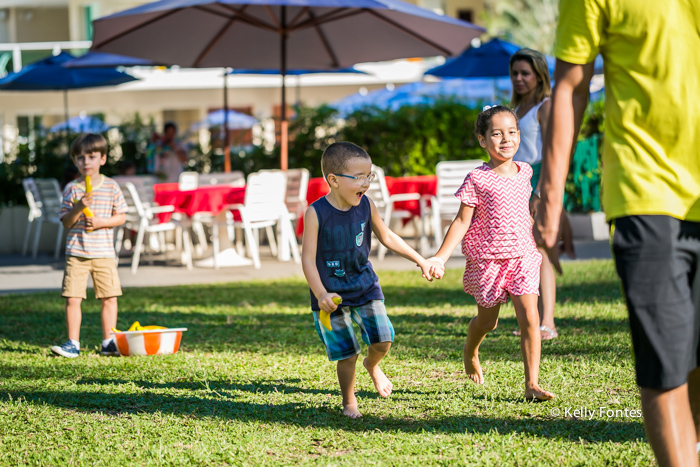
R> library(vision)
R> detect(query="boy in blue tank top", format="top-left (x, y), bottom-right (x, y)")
top-left (301, 142), bottom-right (443, 418)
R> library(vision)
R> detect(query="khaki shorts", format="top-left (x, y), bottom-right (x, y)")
top-left (62, 256), bottom-right (122, 299)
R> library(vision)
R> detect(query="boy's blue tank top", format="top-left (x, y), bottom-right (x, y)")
top-left (309, 195), bottom-right (384, 311)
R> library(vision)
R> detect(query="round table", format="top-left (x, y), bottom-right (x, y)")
top-left (154, 183), bottom-right (245, 221)
top-left (299, 175), bottom-right (437, 234)
top-left (153, 183), bottom-right (249, 267)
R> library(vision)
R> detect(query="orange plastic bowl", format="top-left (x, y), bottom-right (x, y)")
top-left (112, 328), bottom-right (187, 356)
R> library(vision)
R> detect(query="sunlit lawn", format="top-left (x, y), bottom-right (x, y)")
top-left (0, 260), bottom-right (654, 466)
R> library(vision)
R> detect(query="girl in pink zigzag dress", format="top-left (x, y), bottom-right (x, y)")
top-left (429, 105), bottom-right (554, 401)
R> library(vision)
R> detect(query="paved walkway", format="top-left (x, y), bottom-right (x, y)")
top-left (0, 241), bottom-right (611, 295)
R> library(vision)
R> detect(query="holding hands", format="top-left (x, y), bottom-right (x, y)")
top-left (423, 257), bottom-right (445, 280)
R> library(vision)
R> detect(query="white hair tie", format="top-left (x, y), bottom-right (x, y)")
top-left (482, 104), bottom-right (498, 111)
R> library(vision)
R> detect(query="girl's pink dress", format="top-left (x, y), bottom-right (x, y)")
top-left (455, 161), bottom-right (542, 308)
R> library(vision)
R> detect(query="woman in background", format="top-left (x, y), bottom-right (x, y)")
top-left (510, 48), bottom-right (575, 340)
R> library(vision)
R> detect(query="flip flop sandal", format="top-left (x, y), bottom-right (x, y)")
top-left (539, 325), bottom-right (558, 339)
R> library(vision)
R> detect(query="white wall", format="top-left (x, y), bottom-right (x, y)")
top-left (0, 82), bottom-right (386, 139)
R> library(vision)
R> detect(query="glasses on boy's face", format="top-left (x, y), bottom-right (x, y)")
top-left (333, 173), bottom-right (376, 186)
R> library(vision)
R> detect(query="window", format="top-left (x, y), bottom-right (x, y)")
top-left (458, 9), bottom-right (473, 23)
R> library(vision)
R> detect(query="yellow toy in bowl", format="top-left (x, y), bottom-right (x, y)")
top-left (111, 322), bottom-right (187, 356)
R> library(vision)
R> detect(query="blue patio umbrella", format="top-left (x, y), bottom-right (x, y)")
top-left (424, 38), bottom-right (557, 101)
top-left (90, 0), bottom-right (484, 171)
top-left (49, 115), bottom-right (111, 134)
top-left (0, 51), bottom-right (137, 132)
top-left (62, 51), bottom-right (159, 68)
top-left (425, 39), bottom-right (532, 79)
top-left (62, 52), bottom-right (247, 150)
top-left (426, 38), bottom-right (605, 94)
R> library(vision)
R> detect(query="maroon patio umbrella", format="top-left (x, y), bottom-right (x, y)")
top-left (90, 0), bottom-right (484, 171)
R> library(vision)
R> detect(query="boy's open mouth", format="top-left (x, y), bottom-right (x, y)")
top-left (356, 190), bottom-right (366, 199)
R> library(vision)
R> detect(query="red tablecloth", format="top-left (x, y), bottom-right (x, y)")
top-left (154, 183), bottom-right (245, 221)
top-left (299, 175), bottom-right (437, 234)
top-left (305, 175), bottom-right (437, 216)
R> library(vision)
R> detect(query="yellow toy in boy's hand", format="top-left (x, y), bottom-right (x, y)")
top-left (82, 175), bottom-right (95, 232)
top-left (320, 296), bottom-right (342, 332)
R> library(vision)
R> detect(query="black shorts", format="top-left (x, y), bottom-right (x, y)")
top-left (612, 215), bottom-right (700, 389)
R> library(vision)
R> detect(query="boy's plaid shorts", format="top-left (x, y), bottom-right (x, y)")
top-left (313, 300), bottom-right (394, 361)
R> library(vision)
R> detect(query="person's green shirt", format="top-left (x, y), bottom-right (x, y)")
top-left (555, 0), bottom-right (700, 221)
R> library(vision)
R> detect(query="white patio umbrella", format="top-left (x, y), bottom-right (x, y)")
top-left (90, 0), bottom-right (484, 171)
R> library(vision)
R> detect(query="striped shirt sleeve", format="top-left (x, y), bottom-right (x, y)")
top-left (60, 183), bottom-right (77, 219)
top-left (111, 183), bottom-right (128, 215)
top-left (455, 173), bottom-right (478, 207)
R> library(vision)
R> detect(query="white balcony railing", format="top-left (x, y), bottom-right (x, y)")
top-left (0, 40), bottom-right (92, 74)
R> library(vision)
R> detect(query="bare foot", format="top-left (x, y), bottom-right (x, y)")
top-left (343, 403), bottom-right (362, 418)
top-left (524, 385), bottom-right (555, 401)
top-left (465, 355), bottom-right (484, 384)
top-left (363, 357), bottom-right (393, 398)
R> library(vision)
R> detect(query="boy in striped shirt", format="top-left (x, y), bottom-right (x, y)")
top-left (50, 133), bottom-right (128, 358)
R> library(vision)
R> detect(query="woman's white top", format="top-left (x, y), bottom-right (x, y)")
top-left (513, 98), bottom-right (548, 165)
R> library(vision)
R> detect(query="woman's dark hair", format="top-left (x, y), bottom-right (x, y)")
top-left (475, 106), bottom-right (519, 137)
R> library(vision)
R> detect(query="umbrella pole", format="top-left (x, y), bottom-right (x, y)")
top-left (223, 68), bottom-right (231, 173)
top-left (64, 89), bottom-right (70, 148)
top-left (280, 5), bottom-right (288, 171)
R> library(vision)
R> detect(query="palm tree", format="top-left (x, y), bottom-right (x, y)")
top-left (483, 0), bottom-right (559, 55)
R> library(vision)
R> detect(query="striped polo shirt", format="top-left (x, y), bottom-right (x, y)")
top-left (60, 175), bottom-right (128, 259)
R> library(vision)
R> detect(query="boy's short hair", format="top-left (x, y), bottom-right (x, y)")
top-left (321, 142), bottom-right (370, 178)
top-left (70, 133), bottom-right (108, 159)
top-left (164, 122), bottom-right (177, 133)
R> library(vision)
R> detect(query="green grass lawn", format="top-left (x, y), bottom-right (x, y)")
top-left (0, 260), bottom-right (654, 466)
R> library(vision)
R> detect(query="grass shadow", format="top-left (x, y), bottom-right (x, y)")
top-left (0, 388), bottom-right (645, 443)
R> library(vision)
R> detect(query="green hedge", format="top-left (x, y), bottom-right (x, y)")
top-left (0, 100), bottom-right (603, 212)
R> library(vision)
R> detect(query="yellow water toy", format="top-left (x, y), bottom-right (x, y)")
top-left (82, 175), bottom-right (95, 232)
top-left (111, 321), bottom-right (168, 333)
top-left (320, 296), bottom-right (342, 332)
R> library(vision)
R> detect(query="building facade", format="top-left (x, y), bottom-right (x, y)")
top-left (0, 0), bottom-right (484, 157)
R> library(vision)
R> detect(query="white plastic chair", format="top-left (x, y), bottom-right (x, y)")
top-left (198, 171), bottom-right (245, 187)
top-left (112, 175), bottom-right (158, 207)
top-left (284, 168), bottom-right (310, 225)
top-left (178, 171), bottom-right (199, 191)
top-left (190, 171), bottom-right (246, 266)
top-left (365, 165), bottom-right (425, 260)
top-left (430, 160), bottom-right (484, 248)
top-left (21, 178), bottom-right (64, 259)
top-left (118, 182), bottom-right (193, 274)
top-left (225, 171), bottom-right (301, 269)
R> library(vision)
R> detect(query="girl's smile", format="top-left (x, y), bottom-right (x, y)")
top-left (479, 112), bottom-right (521, 163)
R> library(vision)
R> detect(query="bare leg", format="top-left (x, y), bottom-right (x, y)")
top-left (66, 297), bottom-right (82, 342)
top-left (363, 342), bottom-right (393, 397)
top-left (640, 384), bottom-right (699, 467)
top-left (688, 367), bottom-right (700, 444)
top-left (463, 304), bottom-right (500, 385)
top-left (100, 297), bottom-right (118, 340)
top-left (511, 294), bottom-right (554, 400)
top-left (538, 245), bottom-right (558, 340)
top-left (337, 354), bottom-right (361, 418)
